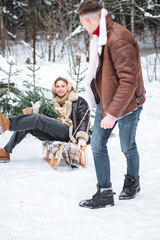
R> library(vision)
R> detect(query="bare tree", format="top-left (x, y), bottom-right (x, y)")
top-left (0, 6), bottom-right (5, 55)
top-left (131, 0), bottom-right (135, 35)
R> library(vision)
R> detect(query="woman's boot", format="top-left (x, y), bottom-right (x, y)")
top-left (0, 112), bottom-right (11, 134)
top-left (0, 148), bottom-right (10, 163)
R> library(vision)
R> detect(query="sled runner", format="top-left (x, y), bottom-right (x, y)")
top-left (43, 141), bottom-right (87, 168)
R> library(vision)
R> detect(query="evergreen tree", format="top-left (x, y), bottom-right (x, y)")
top-left (39, 99), bottom-right (61, 118)
top-left (68, 55), bottom-right (87, 93)
top-left (0, 57), bottom-right (22, 116)
top-left (18, 63), bottom-right (61, 118)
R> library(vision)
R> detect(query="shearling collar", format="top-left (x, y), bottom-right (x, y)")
top-left (106, 15), bottom-right (114, 31)
top-left (67, 90), bottom-right (78, 102)
top-left (53, 90), bottom-right (78, 105)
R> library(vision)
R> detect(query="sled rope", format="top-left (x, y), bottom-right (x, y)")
top-left (44, 108), bottom-right (89, 168)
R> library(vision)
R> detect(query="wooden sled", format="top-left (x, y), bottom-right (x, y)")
top-left (43, 142), bottom-right (87, 169)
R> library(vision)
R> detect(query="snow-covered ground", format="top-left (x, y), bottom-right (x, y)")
top-left (0, 53), bottom-right (160, 240)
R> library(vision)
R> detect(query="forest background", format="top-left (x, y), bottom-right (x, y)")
top-left (0, 2), bottom-right (160, 240)
top-left (0, 0), bottom-right (160, 117)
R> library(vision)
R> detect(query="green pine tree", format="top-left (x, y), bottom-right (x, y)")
top-left (19, 63), bottom-right (60, 118)
top-left (39, 99), bottom-right (61, 118)
top-left (0, 58), bottom-right (22, 116)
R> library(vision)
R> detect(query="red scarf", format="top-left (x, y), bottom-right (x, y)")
top-left (92, 25), bottom-right (100, 37)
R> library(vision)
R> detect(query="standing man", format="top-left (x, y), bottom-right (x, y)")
top-left (78, 0), bottom-right (145, 209)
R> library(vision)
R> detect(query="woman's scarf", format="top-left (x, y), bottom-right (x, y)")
top-left (56, 92), bottom-right (70, 106)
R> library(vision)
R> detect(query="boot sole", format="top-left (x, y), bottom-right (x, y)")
top-left (119, 188), bottom-right (140, 200)
top-left (79, 202), bottom-right (114, 209)
top-left (0, 159), bottom-right (10, 163)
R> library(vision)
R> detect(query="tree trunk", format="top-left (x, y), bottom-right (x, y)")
top-left (24, 10), bottom-right (29, 42)
top-left (48, 35), bottom-right (51, 62)
top-left (153, 27), bottom-right (158, 81)
top-left (0, 7), bottom-right (5, 55)
top-left (52, 36), bottom-right (57, 62)
top-left (33, 29), bottom-right (36, 64)
top-left (85, 32), bottom-right (90, 62)
top-left (131, 0), bottom-right (135, 36)
top-left (120, 1), bottom-right (126, 27)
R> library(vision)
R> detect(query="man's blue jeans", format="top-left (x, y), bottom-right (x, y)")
top-left (91, 103), bottom-right (142, 188)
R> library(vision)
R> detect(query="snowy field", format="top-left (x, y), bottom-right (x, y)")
top-left (0, 53), bottom-right (160, 240)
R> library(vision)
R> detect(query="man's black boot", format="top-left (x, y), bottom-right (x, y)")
top-left (119, 175), bottom-right (140, 200)
top-left (79, 185), bottom-right (115, 209)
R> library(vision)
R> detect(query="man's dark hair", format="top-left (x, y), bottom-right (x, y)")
top-left (78, 0), bottom-right (101, 16)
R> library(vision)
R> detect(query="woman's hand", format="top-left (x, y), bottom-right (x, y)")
top-left (78, 138), bottom-right (86, 149)
top-left (31, 101), bottom-right (41, 114)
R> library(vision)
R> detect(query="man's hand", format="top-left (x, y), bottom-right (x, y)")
top-left (101, 115), bottom-right (116, 129)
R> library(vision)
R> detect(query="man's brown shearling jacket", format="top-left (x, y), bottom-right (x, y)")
top-left (91, 15), bottom-right (146, 119)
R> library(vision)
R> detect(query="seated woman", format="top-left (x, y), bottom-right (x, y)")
top-left (0, 77), bottom-right (90, 162)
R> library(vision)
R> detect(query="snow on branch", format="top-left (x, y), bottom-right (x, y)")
top-left (66, 25), bottom-right (85, 41)
top-left (6, 31), bottom-right (43, 59)
top-left (144, 12), bottom-right (160, 19)
top-left (136, 4), bottom-right (160, 19)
